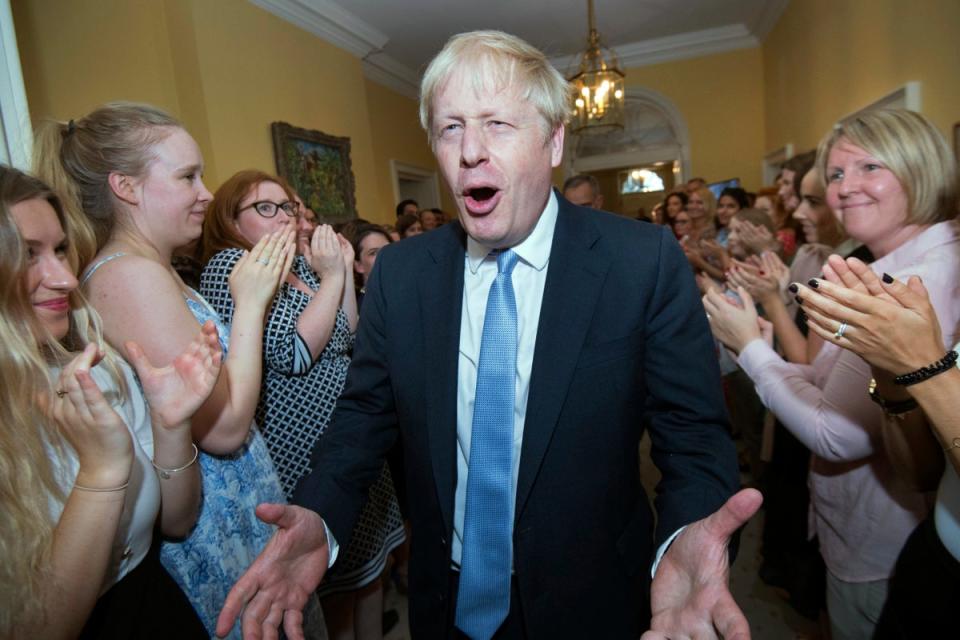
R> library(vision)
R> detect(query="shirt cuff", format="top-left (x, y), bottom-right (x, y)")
top-left (323, 520), bottom-right (339, 569)
top-left (651, 526), bottom-right (686, 579)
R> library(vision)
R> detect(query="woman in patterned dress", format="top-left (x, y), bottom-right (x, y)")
top-left (31, 103), bottom-right (328, 639)
top-left (199, 171), bottom-right (405, 640)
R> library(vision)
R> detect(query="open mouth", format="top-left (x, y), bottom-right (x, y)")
top-left (463, 186), bottom-right (501, 215)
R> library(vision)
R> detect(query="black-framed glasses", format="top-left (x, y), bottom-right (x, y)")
top-left (240, 200), bottom-right (300, 219)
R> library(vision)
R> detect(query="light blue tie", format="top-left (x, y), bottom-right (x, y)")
top-left (455, 249), bottom-right (519, 640)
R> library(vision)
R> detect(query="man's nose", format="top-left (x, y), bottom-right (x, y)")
top-left (460, 126), bottom-right (488, 168)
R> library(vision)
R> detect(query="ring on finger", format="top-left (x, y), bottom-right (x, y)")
top-left (834, 321), bottom-right (848, 339)
top-left (56, 389), bottom-right (67, 398)
top-left (257, 257), bottom-right (270, 265)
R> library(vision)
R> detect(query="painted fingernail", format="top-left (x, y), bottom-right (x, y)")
top-left (808, 278), bottom-right (819, 289)
top-left (795, 295), bottom-right (803, 305)
top-left (882, 273), bottom-right (894, 284)
top-left (788, 283), bottom-right (798, 293)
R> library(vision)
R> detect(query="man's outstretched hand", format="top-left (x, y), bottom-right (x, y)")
top-left (216, 504), bottom-right (330, 640)
top-left (642, 488), bottom-right (763, 640)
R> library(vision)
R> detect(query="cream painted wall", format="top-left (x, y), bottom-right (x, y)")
top-left (12, 0), bottom-right (181, 124)
top-left (763, 0), bottom-right (960, 154)
top-left (623, 47), bottom-right (767, 190)
top-left (364, 79), bottom-right (456, 222)
top-left (12, 0), bottom-right (448, 222)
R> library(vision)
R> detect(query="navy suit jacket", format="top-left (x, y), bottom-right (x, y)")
top-left (294, 193), bottom-right (739, 638)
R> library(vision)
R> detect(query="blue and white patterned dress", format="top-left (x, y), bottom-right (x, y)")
top-left (161, 292), bottom-right (286, 638)
top-left (83, 254), bottom-right (285, 639)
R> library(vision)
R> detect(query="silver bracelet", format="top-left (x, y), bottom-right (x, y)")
top-left (152, 443), bottom-right (199, 480)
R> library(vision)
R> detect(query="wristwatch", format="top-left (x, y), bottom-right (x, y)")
top-left (868, 378), bottom-right (919, 415)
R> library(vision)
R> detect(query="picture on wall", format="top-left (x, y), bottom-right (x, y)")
top-left (271, 122), bottom-right (357, 223)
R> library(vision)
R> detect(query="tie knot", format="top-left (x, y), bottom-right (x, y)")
top-left (495, 249), bottom-right (519, 276)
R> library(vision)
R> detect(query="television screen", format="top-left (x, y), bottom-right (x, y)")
top-left (707, 178), bottom-right (740, 199)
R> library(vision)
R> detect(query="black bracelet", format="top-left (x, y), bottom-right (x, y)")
top-left (893, 350), bottom-right (959, 386)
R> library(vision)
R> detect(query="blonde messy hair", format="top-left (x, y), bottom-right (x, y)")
top-left (419, 30), bottom-right (570, 144)
top-left (816, 109), bottom-right (959, 226)
top-left (0, 166), bottom-right (122, 634)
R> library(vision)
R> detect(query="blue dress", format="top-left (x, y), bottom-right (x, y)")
top-left (161, 292), bottom-right (286, 638)
top-left (83, 254), bottom-right (285, 639)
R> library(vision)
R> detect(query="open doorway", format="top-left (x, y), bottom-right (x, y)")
top-left (391, 160), bottom-right (441, 210)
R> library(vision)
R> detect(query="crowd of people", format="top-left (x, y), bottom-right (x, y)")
top-left (1, 28), bottom-right (957, 640)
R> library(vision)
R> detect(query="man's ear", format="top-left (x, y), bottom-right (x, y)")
top-left (107, 172), bottom-right (140, 206)
top-left (549, 124), bottom-right (565, 168)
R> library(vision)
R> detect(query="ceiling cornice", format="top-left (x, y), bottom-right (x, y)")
top-left (362, 54), bottom-right (420, 99)
top-left (248, 0), bottom-right (388, 58)
top-left (550, 23), bottom-right (758, 73)
top-left (249, 0), bottom-right (789, 96)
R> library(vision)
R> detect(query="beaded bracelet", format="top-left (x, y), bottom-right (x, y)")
top-left (893, 350), bottom-right (959, 386)
top-left (152, 443), bottom-right (199, 480)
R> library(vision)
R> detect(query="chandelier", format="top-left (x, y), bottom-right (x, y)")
top-left (568, 0), bottom-right (625, 135)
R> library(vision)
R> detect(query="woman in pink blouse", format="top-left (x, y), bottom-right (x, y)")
top-left (704, 109), bottom-right (960, 639)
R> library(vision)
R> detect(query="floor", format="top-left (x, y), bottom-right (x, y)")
top-left (382, 434), bottom-right (822, 639)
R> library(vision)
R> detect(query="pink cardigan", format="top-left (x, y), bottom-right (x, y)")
top-left (739, 221), bottom-right (960, 582)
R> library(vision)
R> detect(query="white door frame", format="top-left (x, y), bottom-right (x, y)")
top-left (390, 159), bottom-right (441, 208)
top-left (0, 0), bottom-right (32, 169)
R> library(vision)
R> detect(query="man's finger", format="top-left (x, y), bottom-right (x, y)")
top-left (702, 488), bottom-right (762, 540)
top-left (217, 580), bottom-right (253, 638)
top-left (711, 593), bottom-right (751, 640)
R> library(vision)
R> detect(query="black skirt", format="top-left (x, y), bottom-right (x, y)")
top-left (79, 537), bottom-right (207, 639)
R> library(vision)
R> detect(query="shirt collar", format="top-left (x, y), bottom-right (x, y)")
top-left (465, 190), bottom-right (558, 274)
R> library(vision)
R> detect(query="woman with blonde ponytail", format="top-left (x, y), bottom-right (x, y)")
top-left (0, 165), bottom-right (217, 638)
top-left (32, 102), bottom-right (319, 639)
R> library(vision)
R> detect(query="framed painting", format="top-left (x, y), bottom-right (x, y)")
top-left (271, 122), bottom-right (357, 223)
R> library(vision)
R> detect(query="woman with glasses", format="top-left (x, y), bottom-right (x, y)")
top-left (33, 103), bottom-right (298, 638)
top-left (200, 170), bottom-right (404, 640)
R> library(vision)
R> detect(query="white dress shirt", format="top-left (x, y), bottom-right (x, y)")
top-left (451, 192), bottom-right (558, 565)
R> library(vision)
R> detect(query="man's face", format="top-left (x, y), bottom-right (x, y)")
top-left (563, 182), bottom-right (602, 209)
top-left (403, 202), bottom-right (419, 217)
top-left (431, 68), bottom-right (563, 248)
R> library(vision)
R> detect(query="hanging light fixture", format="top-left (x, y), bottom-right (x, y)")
top-left (568, 0), bottom-right (625, 135)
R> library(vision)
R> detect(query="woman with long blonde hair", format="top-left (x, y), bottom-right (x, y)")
top-left (0, 165), bottom-right (219, 638)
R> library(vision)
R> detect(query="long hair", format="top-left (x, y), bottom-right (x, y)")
top-left (0, 166), bottom-right (120, 634)
top-left (32, 102), bottom-right (182, 267)
top-left (199, 169), bottom-right (296, 265)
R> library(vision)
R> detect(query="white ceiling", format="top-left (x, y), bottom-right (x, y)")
top-left (250, 0), bottom-right (789, 97)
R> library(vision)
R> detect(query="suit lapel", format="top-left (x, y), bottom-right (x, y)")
top-left (515, 199), bottom-right (611, 522)
top-left (420, 224), bottom-right (466, 537)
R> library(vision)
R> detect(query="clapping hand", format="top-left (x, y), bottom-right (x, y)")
top-left (230, 229), bottom-right (296, 310)
top-left (703, 286), bottom-right (763, 354)
top-left (51, 343), bottom-right (134, 489)
top-left (793, 255), bottom-right (944, 375)
top-left (303, 224), bottom-right (344, 279)
top-left (125, 320), bottom-right (223, 430)
top-left (737, 222), bottom-right (776, 255)
top-left (643, 489), bottom-right (763, 640)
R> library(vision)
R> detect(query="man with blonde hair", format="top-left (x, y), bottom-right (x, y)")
top-left (219, 30), bottom-right (759, 640)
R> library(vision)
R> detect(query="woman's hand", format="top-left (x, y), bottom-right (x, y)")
top-left (726, 259), bottom-right (779, 303)
top-left (700, 239), bottom-right (731, 272)
top-left (793, 256), bottom-right (945, 375)
top-left (230, 228), bottom-right (296, 311)
top-left (703, 286), bottom-right (762, 354)
top-left (51, 343), bottom-right (133, 488)
top-left (738, 222), bottom-right (776, 255)
top-left (303, 224), bottom-right (343, 279)
top-left (125, 320), bottom-right (223, 430)
top-left (337, 233), bottom-right (355, 271)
